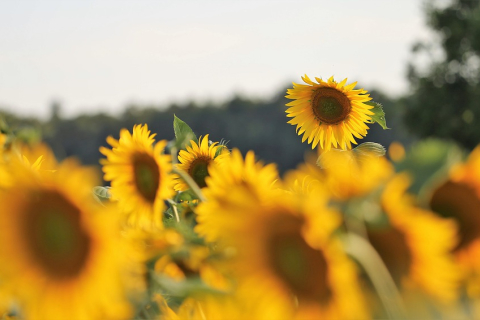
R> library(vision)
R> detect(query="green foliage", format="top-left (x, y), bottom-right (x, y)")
top-left (92, 186), bottom-right (111, 201)
top-left (173, 115), bottom-right (197, 149)
top-left (353, 142), bottom-right (386, 157)
top-left (366, 102), bottom-right (389, 130)
top-left (394, 139), bottom-right (464, 199)
top-left (405, 0), bottom-right (480, 150)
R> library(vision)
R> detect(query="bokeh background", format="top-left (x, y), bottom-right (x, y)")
top-left (1, 0), bottom-right (478, 173)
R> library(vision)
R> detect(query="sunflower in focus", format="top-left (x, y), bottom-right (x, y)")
top-left (286, 75), bottom-right (374, 151)
top-left (195, 149), bottom-right (279, 242)
top-left (174, 135), bottom-right (229, 191)
top-left (368, 174), bottom-right (459, 304)
top-left (100, 124), bottom-right (174, 228)
top-left (0, 157), bottom-right (133, 320)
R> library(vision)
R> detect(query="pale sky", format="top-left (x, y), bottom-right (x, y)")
top-left (0, 0), bottom-right (431, 118)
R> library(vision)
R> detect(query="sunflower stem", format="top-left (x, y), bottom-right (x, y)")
top-left (170, 146), bottom-right (178, 165)
top-left (172, 168), bottom-right (206, 202)
top-left (345, 233), bottom-right (407, 319)
top-left (172, 203), bottom-right (180, 223)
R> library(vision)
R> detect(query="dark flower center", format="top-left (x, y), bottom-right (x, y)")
top-left (133, 153), bottom-right (160, 203)
top-left (367, 226), bottom-right (412, 285)
top-left (311, 87), bottom-right (351, 124)
top-left (188, 157), bottom-right (211, 188)
top-left (268, 215), bottom-right (332, 305)
top-left (24, 190), bottom-right (92, 279)
top-left (430, 180), bottom-right (480, 251)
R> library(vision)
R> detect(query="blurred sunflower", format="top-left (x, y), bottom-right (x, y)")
top-left (195, 149), bottom-right (279, 242)
top-left (286, 149), bottom-right (393, 201)
top-left (100, 124), bottom-right (174, 228)
top-left (368, 174), bottom-right (459, 303)
top-left (286, 75), bottom-right (373, 151)
top-left (429, 146), bottom-right (480, 298)
top-left (0, 157), bottom-right (133, 320)
top-left (174, 134), bottom-right (229, 191)
top-left (219, 192), bottom-right (369, 320)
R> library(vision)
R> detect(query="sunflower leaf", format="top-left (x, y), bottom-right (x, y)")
top-left (366, 101), bottom-right (389, 129)
top-left (92, 186), bottom-right (111, 201)
top-left (353, 142), bottom-right (386, 157)
top-left (173, 115), bottom-right (198, 149)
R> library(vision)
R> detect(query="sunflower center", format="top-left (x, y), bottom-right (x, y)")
top-left (268, 215), bottom-right (332, 304)
top-left (311, 87), bottom-right (351, 124)
top-left (188, 157), bottom-right (211, 188)
top-left (367, 226), bottom-right (412, 285)
top-left (430, 181), bottom-right (480, 251)
top-left (24, 191), bottom-right (91, 279)
top-left (133, 153), bottom-right (160, 203)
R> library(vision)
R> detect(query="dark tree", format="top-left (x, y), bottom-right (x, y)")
top-left (405, 0), bottom-right (480, 149)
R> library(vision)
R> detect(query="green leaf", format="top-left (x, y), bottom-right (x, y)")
top-left (173, 115), bottom-right (197, 149)
top-left (92, 186), bottom-right (111, 201)
top-left (153, 274), bottom-right (225, 298)
top-left (353, 142), bottom-right (386, 157)
top-left (366, 101), bottom-right (389, 129)
top-left (175, 189), bottom-right (198, 202)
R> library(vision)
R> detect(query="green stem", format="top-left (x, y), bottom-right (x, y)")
top-left (172, 168), bottom-right (206, 202)
top-left (345, 233), bottom-right (407, 319)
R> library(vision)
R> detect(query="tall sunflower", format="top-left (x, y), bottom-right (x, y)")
top-left (195, 148), bottom-right (279, 243)
top-left (429, 146), bottom-right (480, 300)
top-left (0, 157), bottom-right (133, 320)
top-left (369, 174), bottom-right (459, 304)
top-left (285, 149), bottom-right (393, 201)
top-left (286, 75), bottom-right (374, 151)
top-left (174, 134), bottom-right (229, 191)
top-left (211, 190), bottom-right (369, 319)
top-left (100, 124), bottom-right (174, 228)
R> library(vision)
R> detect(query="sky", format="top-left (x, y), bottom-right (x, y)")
top-left (0, 0), bottom-right (432, 118)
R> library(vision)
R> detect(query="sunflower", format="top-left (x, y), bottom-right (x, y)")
top-left (0, 156), bottom-right (133, 320)
top-left (100, 124), bottom-right (174, 228)
top-left (174, 135), bottom-right (229, 191)
top-left (195, 148), bottom-right (279, 243)
top-left (211, 189), bottom-right (368, 319)
top-left (429, 146), bottom-right (480, 298)
top-left (157, 289), bottom-right (286, 320)
top-left (285, 149), bottom-right (393, 201)
top-left (286, 75), bottom-right (374, 151)
top-left (368, 174), bottom-right (459, 304)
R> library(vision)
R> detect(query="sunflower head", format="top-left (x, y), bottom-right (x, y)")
top-left (0, 156), bottom-right (134, 319)
top-left (286, 75), bottom-right (374, 151)
top-left (194, 149), bottom-right (279, 243)
top-left (100, 124), bottom-right (174, 229)
top-left (215, 191), bottom-right (368, 319)
top-left (373, 174), bottom-right (460, 303)
top-left (174, 134), bottom-right (229, 191)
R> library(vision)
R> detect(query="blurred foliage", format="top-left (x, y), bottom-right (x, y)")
top-left (405, 0), bottom-right (480, 149)
top-left (0, 87), bottom-right (410, 174)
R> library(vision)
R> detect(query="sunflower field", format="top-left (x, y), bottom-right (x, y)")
top-left (1, 75), bottom-right (480, 319)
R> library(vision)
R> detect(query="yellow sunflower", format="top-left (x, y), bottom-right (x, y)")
top-left (369, 174), bottom-right (459, 304)
top-left (0, 157), bottom-right (133, 320)
top-left (157, 289), bottom-right (286, 320)
top-left (174, 134), bottom-right (229, 191)
top-left (286, 75), bottom-right (374, 151)
top-left (286, 149), bottom-right (393, 201)
top-left (212, 190), bottom-right (368, 319)
top-left (429, 146), bottom-right (480, 299)
top-left (195, 148), bottom-right (279, 243)
top-left (100, 124), bottom-right (174, 228)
